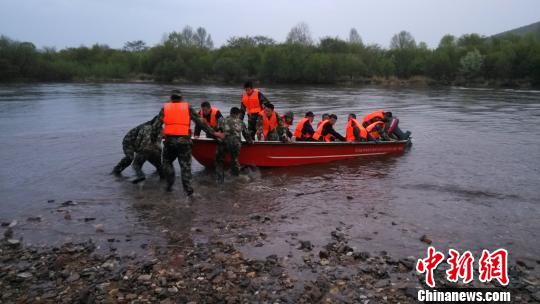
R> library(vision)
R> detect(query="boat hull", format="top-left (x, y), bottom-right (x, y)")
top-left (192, 138), bottom-right (410, 167)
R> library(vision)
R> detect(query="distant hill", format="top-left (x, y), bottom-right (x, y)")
top-left (493, 21), bottom-right (540, 39)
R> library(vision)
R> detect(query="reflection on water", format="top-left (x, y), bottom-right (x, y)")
top-left (0, 83), bottom-right (539, 262)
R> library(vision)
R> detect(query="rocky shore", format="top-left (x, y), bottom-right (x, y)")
top-left (2, 219), bottom-right (539, 303)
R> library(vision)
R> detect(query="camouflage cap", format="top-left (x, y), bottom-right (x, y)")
top-left (170, 89), bottom-right (182, 98)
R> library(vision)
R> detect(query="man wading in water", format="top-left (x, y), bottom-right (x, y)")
top-left (153, 90), bottom-right (223, 195)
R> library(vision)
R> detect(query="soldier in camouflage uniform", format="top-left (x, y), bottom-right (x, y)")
top-left (130, 120), bottom-right (164, 183)
top-left (153, 90), bottom-right (223, 194)
top-left (112, 116), bottom-right (162, 182)
top-left (215, 107), bottom-right (252, 184)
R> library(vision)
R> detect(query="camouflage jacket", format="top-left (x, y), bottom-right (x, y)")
top-left (123, 121), bottom-right (160, 151)
top-left (153, 102), bottom-right (215, 143)
top-left (135, 124), bottom-right (162, 152)
top-left (256, 111), bottom-right (285, 138)
top-left (218, 116), bottom-right (251, 143)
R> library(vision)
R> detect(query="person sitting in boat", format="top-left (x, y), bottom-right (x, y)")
top-left (317, 113), bottom-right (330, 128)
top-left (346, 113), bottom-right (368, 142)
top-left (294, 111), bottom-right (315, 141)
top-left (313, 114), bottom-right (346, 142)
top-left (194, 101), bottom-right (223, 138)
top-left (215, 107), bottom-right (252, 184)
top-left (255, 103), bottom-right (287, 142)
top-left (241, 81), bottom-right (269, 140)
top-left (366, 120), bottom-right (393, 141)
top-left (362, 110), bottom-right (411, 140)
top-left (281, 111), bottom-right (294, 139)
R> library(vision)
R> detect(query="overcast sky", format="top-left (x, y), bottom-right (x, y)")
top-left (1, 0), bottom-right (539, 49)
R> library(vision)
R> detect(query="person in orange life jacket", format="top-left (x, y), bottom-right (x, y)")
top-left (365, 120), bottom-right (392, 141)
top-left (313, 114), bottom-right (346, 142)
top-left (346, 113), bottom-right (369, 142)
top-left (294, 111), bottom-right (315, 141)
top-left (241, 81), bottom-right (269, 140)
top-left (361, 110), bottom-right (387, 127)
top-left (153, 90), bottom-right (224, 194)
top-left (362, 110), bottom-right (410, 140)
top-left (281, 111), bottom-right (294, 139)
top-left (194, 101), bottom-right (223, 138)
top-left (255, 103), bottom-right (287, 142)
top-left (317, 113), bottom-right (330, 128)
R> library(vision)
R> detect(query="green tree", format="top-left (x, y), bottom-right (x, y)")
top-left (460, 49), bottom-right (484, 79)
top-left (390, 31), bottom-right (416, 50)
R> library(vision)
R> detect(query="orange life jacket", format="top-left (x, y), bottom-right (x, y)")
top-left (260, 110), bottom-right (278, 137)
top-left (163, 102), bottom-right (190, 136)
top-left (313, 120), bottom-right (333, 142)
top-left (294, 117), bottom-right (312, 139)
top-left (362, 110), bottom-right (385, 127)
top-left (366, 121), bottom-right (385, 139)
top-left (317, 119), bottom-right (327, 129)
top-left (242, 89), bottom-right (261, 114)
top-left (346, 118), bottom-right (368, 142)
top-left (199, 107), bottom-right (219, 128)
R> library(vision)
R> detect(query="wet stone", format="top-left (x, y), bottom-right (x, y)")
top-left (399, 258), bottom-right (415, 271)
top-left (319, 250), bottom-right (329, 259)
top-left (138, 274), bottom-right (152, 281)
top-left (516, 260), bottom-right (534, 270)
top-left (420, 234), bottom-right (432, 245)
top-left (299, 240), bottom-right (313, 251)
top-left (7, 239), bottom-right (21, 247)
top-left (3, 227), bottom-right (13, 239)
top-left (16, 272), bottom-right (33, 279)
top-left (61, 200), bottom-right (76, 206)
top-left (374, 279), bottom-right (390, 288)
top-left (67, 273), bottom-right (80, 282)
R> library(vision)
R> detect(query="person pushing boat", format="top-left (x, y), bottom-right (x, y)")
top-left (153, 90), bottom-right (223, 195)
top-left (215, 107), bottom-right (252, 184)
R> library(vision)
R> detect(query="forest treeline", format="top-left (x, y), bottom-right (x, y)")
top-left (1, 23), bottom-right (540, 86)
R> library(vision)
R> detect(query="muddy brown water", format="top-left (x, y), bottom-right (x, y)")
top-left (0, 83), bottom-right (539, 266)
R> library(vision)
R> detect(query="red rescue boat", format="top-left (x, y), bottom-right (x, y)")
top-left (192, 138), bottom-right (411, 167)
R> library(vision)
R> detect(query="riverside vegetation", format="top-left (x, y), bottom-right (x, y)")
top-left (1, 23), bottom-right (540, 86)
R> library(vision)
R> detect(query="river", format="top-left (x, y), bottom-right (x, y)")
top-left (0, 83), bottom-right (539, 266)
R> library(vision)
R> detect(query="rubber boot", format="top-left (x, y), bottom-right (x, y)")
top-left (131, 165), bottom-right (146, 184)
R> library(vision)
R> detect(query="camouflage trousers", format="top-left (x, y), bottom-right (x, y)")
top-left (132, 148), bottom-right (163, 179)
top-left (215, 137), bottom-right (242, 183)
top-left (162, 139), bottom-right (193, 194)
top-left (112, 144), bottom-right (136, 174)
top-left (112, 144), bottom-right (162, 177)
top-left (258, 130), bottom-right (279, 141)
top-left (247, 114), bottom-right (258, 140)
